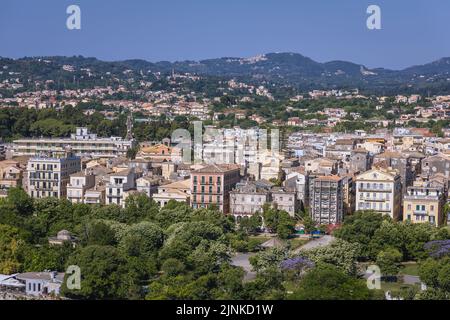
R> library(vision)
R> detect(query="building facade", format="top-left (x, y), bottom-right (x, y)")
top-left (66, 172), bottom-right (96, 204)
top-left (271, 188), bottom-right (297, 217)
top-left (403, 182), bottom-right (446, 227)
top-left (230, 182), bottom-right (271, 218)
top-left (309, 176), bottom-right (344, 225)
top-left (355, 168), bottom-right (402, 220)
top-left (106, 168), bottom-right (136, 207)
top-left (14, 127), bottom-right (134, 158)
top-left (191, 164), bottom-right (240, 213)
top-left (27, 154), bottom-right (81, 199)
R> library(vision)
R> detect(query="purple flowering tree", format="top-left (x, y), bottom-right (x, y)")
top-left (424, 240), bottom-right (450, 259)
top-left (280, 256), bottom-right (315, 280)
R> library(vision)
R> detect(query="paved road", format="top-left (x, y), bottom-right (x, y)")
top-left (231, 253), bottom-right (256, 282)
top-left (403, 275), bottom-right (421, 285)
top-left (294, 235), bottom-right (335, 253)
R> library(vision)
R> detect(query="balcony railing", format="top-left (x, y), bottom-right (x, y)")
top-left (358, 188), bottom-right (392, 193)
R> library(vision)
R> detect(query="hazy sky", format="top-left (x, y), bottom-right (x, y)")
top-left (0, 0), bottom-right (449, 69)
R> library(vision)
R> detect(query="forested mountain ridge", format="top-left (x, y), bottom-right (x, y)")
top-left (1, 53), bottom-right (450, 94)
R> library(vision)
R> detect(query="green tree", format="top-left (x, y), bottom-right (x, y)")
top-left (83, 221), bottom-right (117, 246)
top-left (62, 245), bottom-right (139, 299)
top-left (376, 248), bottom-right (402, 278)
top-left (238, 214), bottom-right (262, 235)
top-left (290, 264), bottom-right (382, 300)
top-left (302, 239), bottom-right (361, 275)
top-left (418, 257), bottom-right (450, 299)
top-left (249, 247), bottom-right (289, 273)
top-left (242, 267), bottom-right (286, 300)
top-left (119, 221), bottom-right (164, 259)
top-left (334, 210), bottom-right (387, 260)
top-left (0, 224), bottom-right (25, 274)
top-left (161, 258), bottom-right (186, 277)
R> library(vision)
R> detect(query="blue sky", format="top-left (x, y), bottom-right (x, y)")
top-left (0, 0), bottom-right (449, 69)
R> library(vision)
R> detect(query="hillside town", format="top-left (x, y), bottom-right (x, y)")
top-left (1, 61), bottom-right (450, 301)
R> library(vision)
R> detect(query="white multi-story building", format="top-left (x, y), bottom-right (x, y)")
top-left (14, 127), bottom-right (134, 158)
top-left (355, 168), bottom-right (402, 220)
top-left (66, 171), bottom-right (96, 204)
top-left (27, 154), bottom-right (81, 199)
top-left (84, 187), bottom-right (105, 205)
top-left (136, 176), bottom-right (159, 198)
top-left (106, 168), bottom-right (136, 207)
top-left (230, 182), bottom-right (271, 218)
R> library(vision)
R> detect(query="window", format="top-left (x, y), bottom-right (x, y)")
top-left (209, 176), bottom-right (213, 184)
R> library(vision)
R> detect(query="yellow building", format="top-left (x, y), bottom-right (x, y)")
top-left (403, 181), bottom-right (445, 227)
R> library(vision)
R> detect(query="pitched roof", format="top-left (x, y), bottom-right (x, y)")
top-left (194, 163), bottom-right (240, 173)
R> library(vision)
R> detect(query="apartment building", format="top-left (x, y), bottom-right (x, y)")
top-left (355, 168), bottom-right (402, 220)
top-left (27, 154), bottom-right (81, 199)
top-left (14, 127), bottom-right (134, 158)
top-left (230, 181), bottom-right (271, 218)
top-left (341, 175), bottom-right (356, 215)
top-left (66, 171), bottom-right (96, 204)
top-left (403, 181), bottom-right (446, 227)
top-left (309, 175), bottom-right (344, 225)
top-left (106, 168), bottom-right (136, 207)
top-left (84, 187), bottom-right (105, 205)
top-left (284, 170), bottom-right (309, 209)
top-left (374, 151), bottom-right (415, 194)
top-left (271, 188), bottom-right (297, 217)
top-left (191, 164), bottom-right (240, 213)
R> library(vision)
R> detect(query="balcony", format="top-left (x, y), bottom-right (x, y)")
top-left (358, 187), bottom-right (392, 193)
top-left (359, 197), bottom-right (388, 202)
top-left (413, 210), bottom-right (428, 215)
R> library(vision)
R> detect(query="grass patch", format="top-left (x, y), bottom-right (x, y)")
top-left (381, 280), bottom-right (419, 293)
top-left (288, 238), bottom-right (309, 250)
top-left (399, 263), bottom-right (420, 276)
